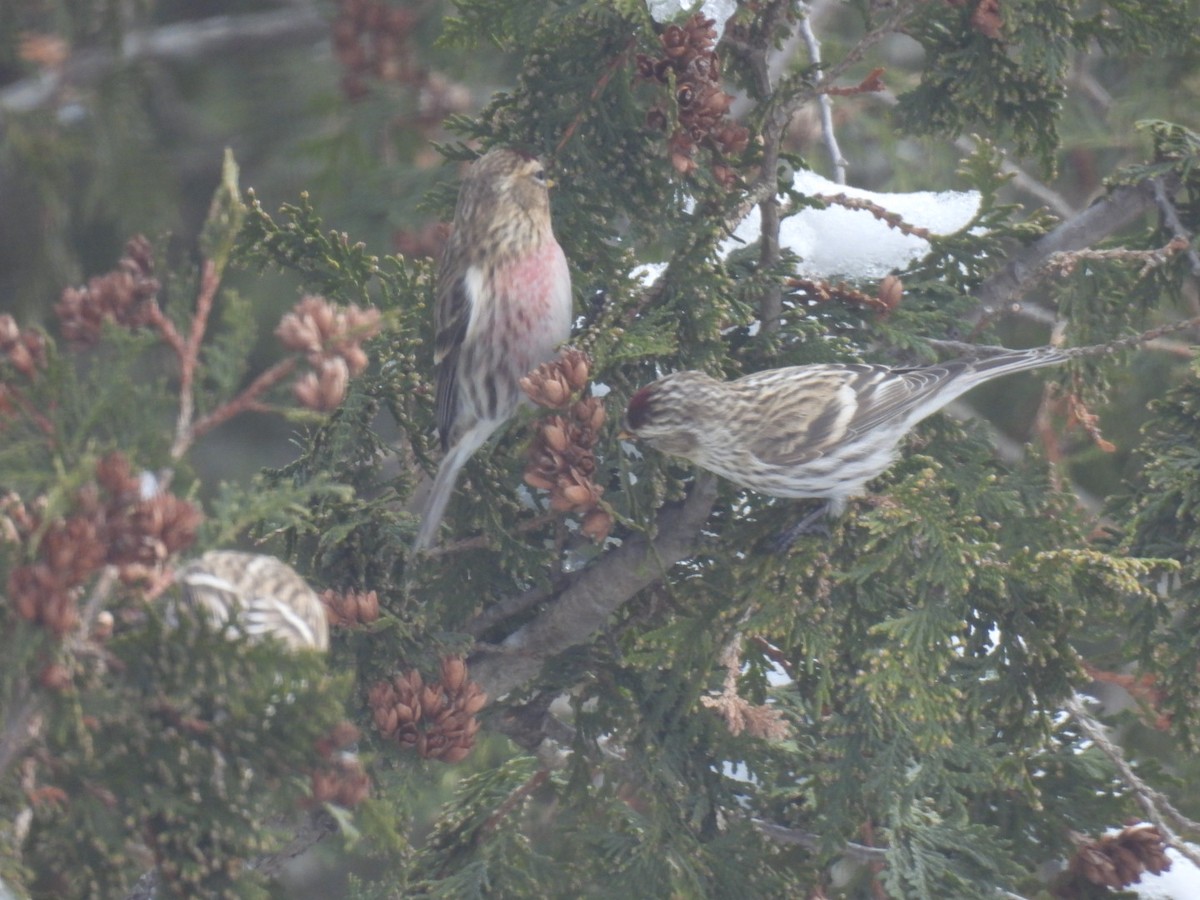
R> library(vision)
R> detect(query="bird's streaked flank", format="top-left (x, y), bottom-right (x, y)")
top-left (623, 331), bottom-right (1200, 545)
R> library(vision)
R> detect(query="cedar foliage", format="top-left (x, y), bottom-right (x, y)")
top-left (2, 1), bottom-right (1200, 897)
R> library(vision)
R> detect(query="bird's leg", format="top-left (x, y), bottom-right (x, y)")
top-left (772, 501), bottom-right (832, 551)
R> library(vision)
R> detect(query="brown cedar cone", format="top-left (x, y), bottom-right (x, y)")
top-left (521, 351), bottom-right (612, 540)
top-left (1056, 824), bottom-right (1172, 896)
top-left (520, 349), bottom-right (592, 409)
top-left (277, 296), bottom-right (381, 411)
top-left (310, 756), bottom-right (370, 807)
top-left (9, 564), bottom-right (78, 637)
top-left (310, 720), bottom-right (369, 807)
top-left (275, 295), bottom-right (381, 372)
top-left (315, 720), bottom-right (362, 760)
top-left (55, 235), bottom-right (160, 344)
top-left (332, 0), bottom-right (420, 100)
top-left (7, 453), bottom-right (202, 638)
top-left (293, 357), bottom-right (350, 412)
top-left (321, 588), bottom-right (380, 627)
top-left (0, 315), bottom-right (47, 379)
top-left (523, 380), bottom-right (611, 540)
top-left (368, 656), bottom-right (487, 763)
top-left (636, 14), bottom-right (748, 186)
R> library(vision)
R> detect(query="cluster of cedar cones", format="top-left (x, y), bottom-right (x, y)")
top-left (321, 588), bottom-right (381, 628)
top-left (310, 721), bottom-right (371, 808)
top-left (0, 314), bottom-right (47, 380)
top-left (637, 13), bottom-right (749, 185)
top-left (275, 295), bottom-right (382, 412)
top-left (520, 349), bottom-right (613, 542)
top-left (54, 235), bottom-right (160, 344)
top-left (331, 0), bottom-right (471, 128)
top-left (1054, 824), bottom-right (1171, 896)
top-left (4, 453), bottom-right (201, 637)
top-left (368, 657), bottom-right (486, 763)
top-left (331, 0), bottom-right (422, 100)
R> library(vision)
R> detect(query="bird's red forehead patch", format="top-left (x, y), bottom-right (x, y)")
top-left (625, 386), bottom-right (655, 430)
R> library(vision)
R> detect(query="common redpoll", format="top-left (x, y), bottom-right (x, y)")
top-left (174, 551), bottom-right (329, 652)
top-left (624, 347), bottom-right (1074, 531)
top-left (413, 148), bottom-right (573, 551)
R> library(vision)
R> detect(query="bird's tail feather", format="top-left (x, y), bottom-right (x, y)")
top-left (969, 345), bottom-right (1070, 378)
top-left (413, 441), bottom-right (473, 552)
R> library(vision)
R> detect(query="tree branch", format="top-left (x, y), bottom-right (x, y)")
top-left (469, 474), bottom-right (719, 700)
top-left (1, 7), bottom-right (328, 123)
top-left (797, 9), bottom-right (846, 184)
top-left (970, 178), bottom-right (1165, 321)
top-left (1066, 693), bottom-right (1200, 870)
top-left (751, 818), bottom-right (888, 862)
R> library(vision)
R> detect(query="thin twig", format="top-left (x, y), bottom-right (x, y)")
top-left (728, 0), bottom-right (922, 230)
top-left (751, 818), bottom-right (888, 862)
top-left (424, 511), bottom-right (559, 560)
top-left (556, 41), bottom-right (634, 157)
top-left (870, 88), bottom-right (1077, 218)
top-left (1065, 693), bottom-right (1200, 869)
top-left (187, 357), bottom-right (298, 444)
top-left (468, 474), bottom-right (719, 700)
top-left (927, 313), bottom-right (1200, 362)
top-left (797, 8), bottom-right (846, 183)
top-left (481, 769), bottom-right (550, 835)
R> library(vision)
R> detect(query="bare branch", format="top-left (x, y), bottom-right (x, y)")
top-left (751, 818), bottom-right (888, 862)
top-left (730, 0), bottom-right (923, 230)
top-left (797, 8), bottom-right (847, 183)
top-left (469, 474), bottom-right (719, 700)
top-left (970, 178), bottom-right (1164, 321)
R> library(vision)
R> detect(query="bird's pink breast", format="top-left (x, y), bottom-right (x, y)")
top-left (490, 239), bottom-right (572, 374)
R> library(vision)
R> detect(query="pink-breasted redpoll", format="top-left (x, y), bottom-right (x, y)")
top-left (623, 347), bottom-right (1074, 531)
top-left (175, 551), bottom-right (329, 652)
top-left (413, 148), bottom-right (573, 551)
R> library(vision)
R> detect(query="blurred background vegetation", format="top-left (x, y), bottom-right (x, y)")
top-left (3, 0), bottom-right (1200, 897)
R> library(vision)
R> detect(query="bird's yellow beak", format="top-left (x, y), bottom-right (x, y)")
top-left (618, 429), bottom-right (636, 440)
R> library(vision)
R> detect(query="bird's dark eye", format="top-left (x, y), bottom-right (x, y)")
top-left (532, 167), bottom-right (547, 183)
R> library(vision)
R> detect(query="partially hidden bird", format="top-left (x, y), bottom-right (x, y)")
top-left (175, 550), bottom-right (329, 652)
top-left (413, 148), bottom-right (573, 551)
top-left (623, 346), bottom-right (1079, 538)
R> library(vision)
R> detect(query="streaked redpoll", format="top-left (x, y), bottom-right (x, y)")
top-left (413, 148), bottom-right (573, 551)
top-left (174, 550), bottom-right (329, 652)
top-left (623, 347), bottom-right (1075, 532)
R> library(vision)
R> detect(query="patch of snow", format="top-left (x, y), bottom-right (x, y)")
top-left (721, 170), bottom-right (981, 281)
top-left (646, 0), bottom-right (739, 35)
